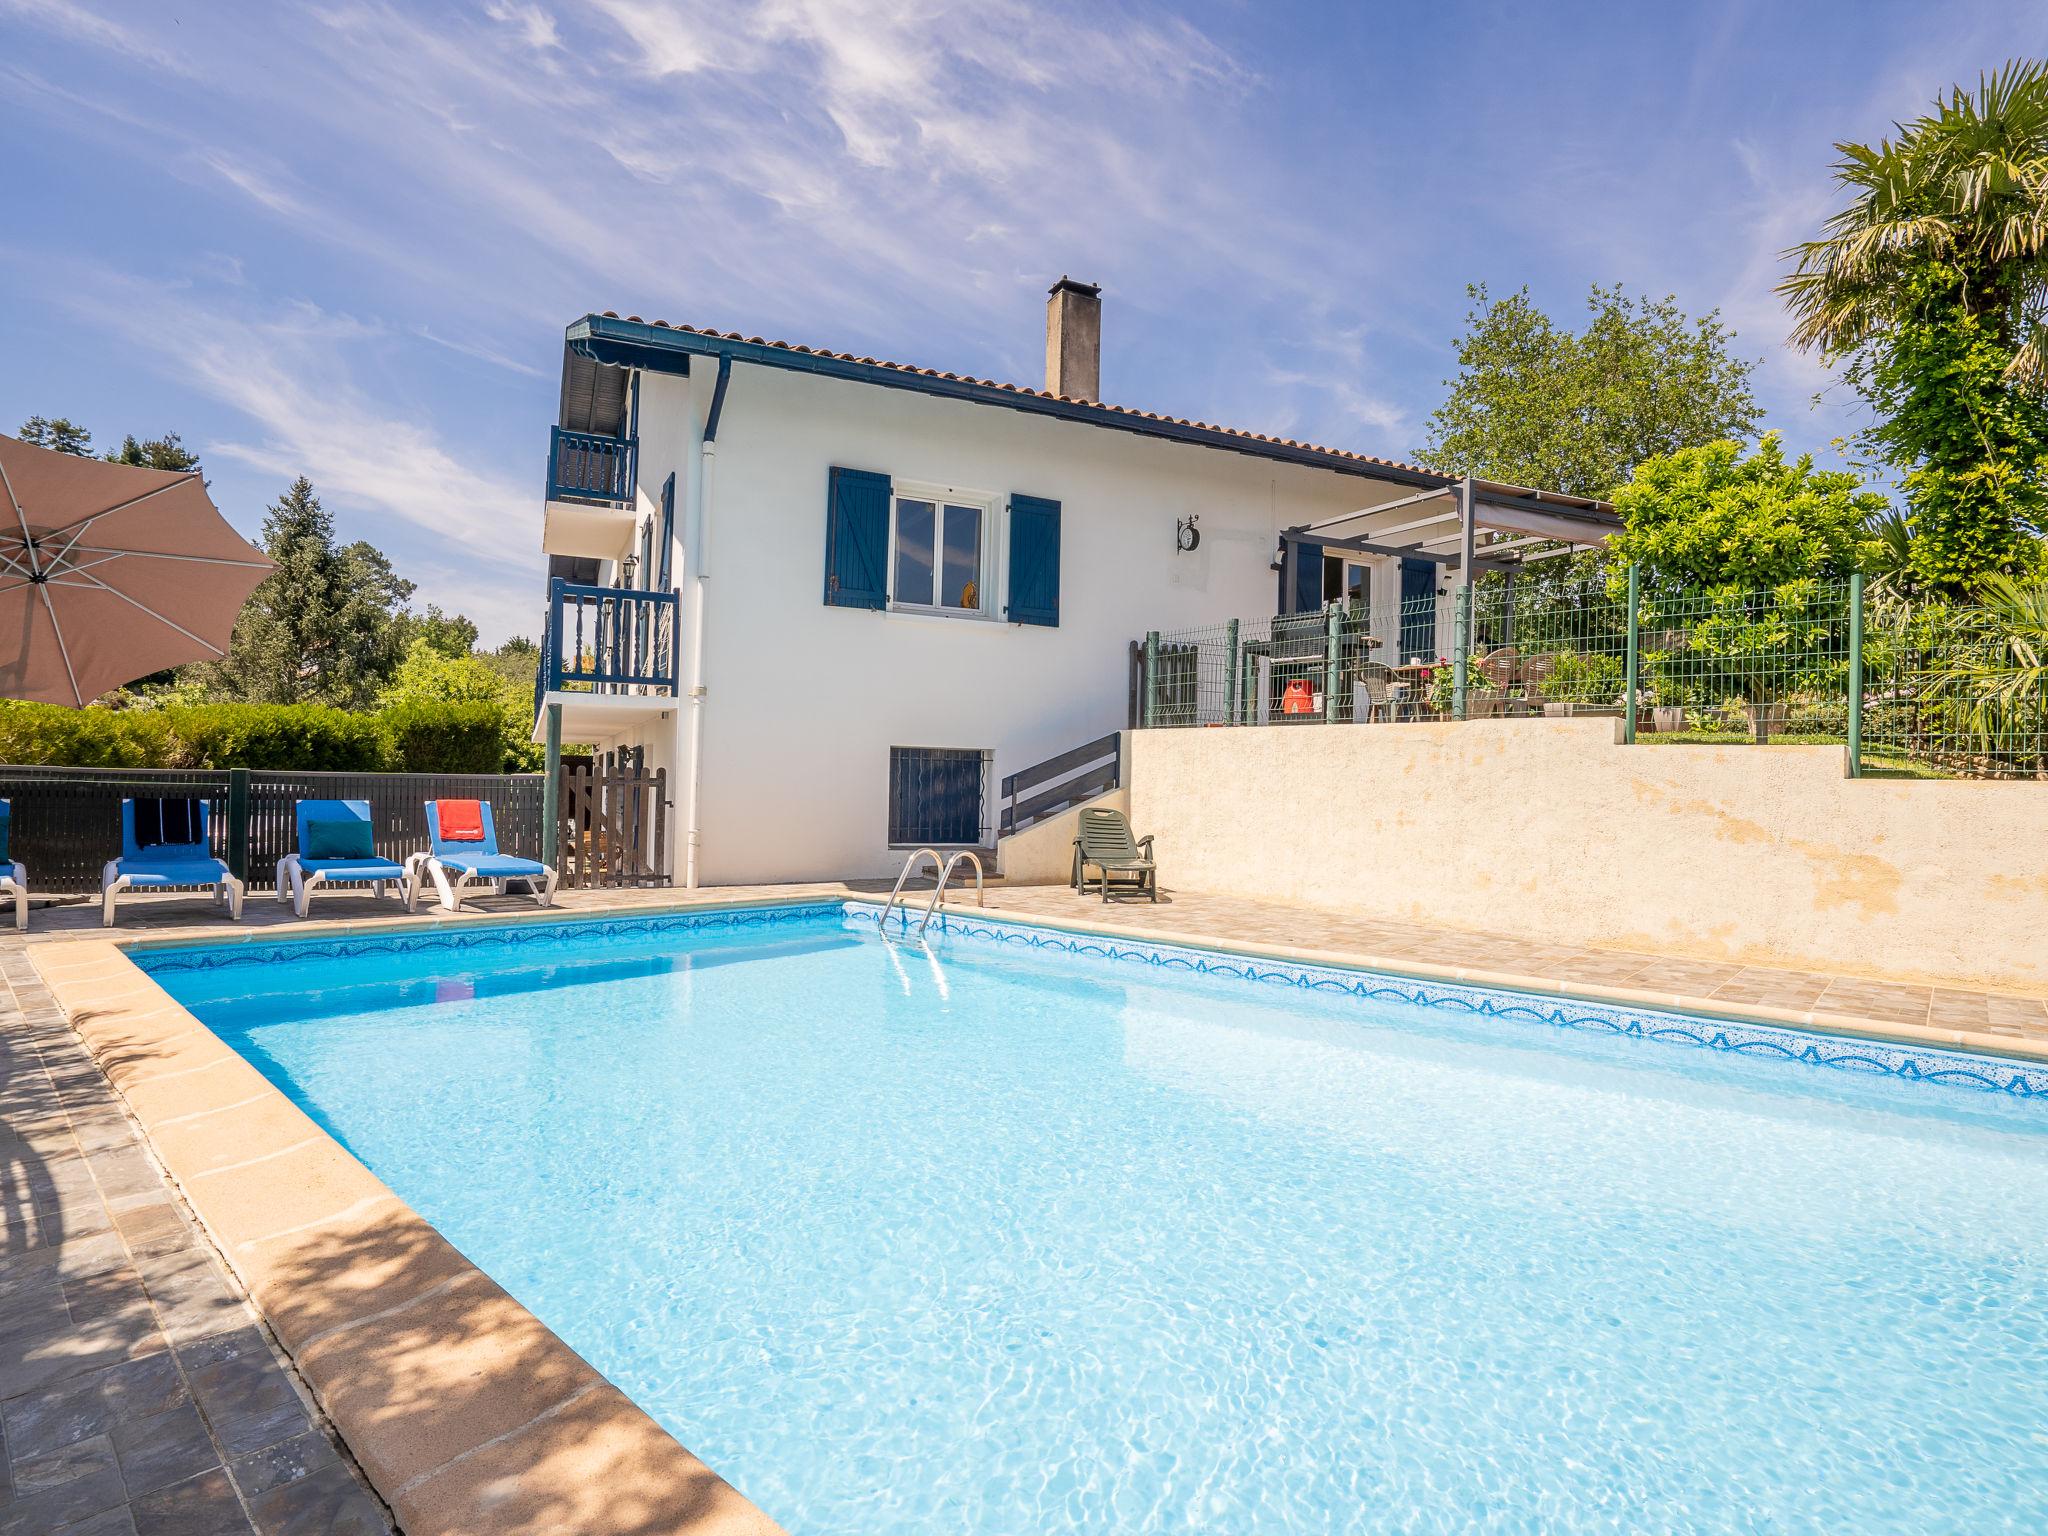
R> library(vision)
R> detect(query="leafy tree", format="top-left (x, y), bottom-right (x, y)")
top-left (1605, 437), bottom-right (1887, 728)
top-left (1418, 284), bottom-right (1763, 497)
top-left (199, 478), bottom-right (415, 709)
top-left (18, 416), bottom-right (93, 456)
top-left (1780, 60), bottom-right (2048, 593)
top-left (104, 432), bottom-right (201, 473)
top-left (380, 635), bottom-right (541, 769)
top-left (391, 603), bottom-right (480, 660)
top-left (1605, 435), bottom-right (1886, 590)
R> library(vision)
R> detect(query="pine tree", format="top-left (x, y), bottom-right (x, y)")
top-left (200, 479), bottom-right (414, 707)
top-left (105, 432), bottom-right (202, 473)
top-left (18, 416), bottom-right (94, 456)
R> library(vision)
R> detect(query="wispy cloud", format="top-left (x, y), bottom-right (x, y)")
top-left (38, 265), bottom-right (543, 635)
top-left (416, 325), bottom-right (550, 379)
top-left (0, 0), bottom-right (197, 76)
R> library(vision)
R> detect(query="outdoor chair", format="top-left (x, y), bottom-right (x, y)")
top-left (275, 798), bottom-right (414, 919)
top-left (101, 798), bottom-right (244, 927)
top-left (0, 799), bottom-right (25, 932)
top-left (1352, 662), bottom-right (1396, 723)
top-left (410, 799), bottom-right (558, 913)
top-left (1072, 806), bottom-right (1158, 903)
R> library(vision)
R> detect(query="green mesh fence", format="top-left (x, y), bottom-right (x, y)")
top-left (1860, 597), bottom-right (2048, 779)
top-left (1145, 594), bottom-right (1451, 727)
top-left (1136, 569), bottom-right (2040, 779)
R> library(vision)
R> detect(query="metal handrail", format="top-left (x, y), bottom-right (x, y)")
top-left (879, 847), bottom-right (942, 933)
top-left (917, 850), bottom-right (983, 936)
top-left (878, 847), bottom-right (985, 937)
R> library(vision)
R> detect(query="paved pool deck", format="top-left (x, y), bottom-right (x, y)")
top-left (3, 877), bottom-right (2043, 1535)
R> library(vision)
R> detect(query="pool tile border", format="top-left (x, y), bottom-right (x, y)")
top-left (133, 900), bottom-right (832, 973)
top-left (845, 903), bottom-right (2048, 1100)
top-left (28, 936), bottom-right (788, 1536)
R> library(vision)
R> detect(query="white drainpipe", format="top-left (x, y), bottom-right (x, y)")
top-left (682, 437), bottom-right (714, 888)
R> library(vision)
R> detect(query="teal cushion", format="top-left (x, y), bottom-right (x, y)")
top-left (304, 818), bottom-right (374, 860)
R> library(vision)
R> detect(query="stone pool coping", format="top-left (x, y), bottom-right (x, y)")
top-left (879, 898), bottom-right (2048, 1070)
top-left (27, 890), bottom-right (2048, 1535)
top-left (28, 928), bottom-right (789, 1536)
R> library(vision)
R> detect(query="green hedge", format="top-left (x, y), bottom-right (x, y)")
top-left (0, 700), bottom-right (515, 774)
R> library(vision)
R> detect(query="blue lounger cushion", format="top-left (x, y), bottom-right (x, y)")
top-left (434, 851), bottom-right (550, 879)
top-left (298, 857), bottom-right (408, 881)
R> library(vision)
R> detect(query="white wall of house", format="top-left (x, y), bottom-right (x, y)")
top-left (592, 359), bottom-right (1437, 884)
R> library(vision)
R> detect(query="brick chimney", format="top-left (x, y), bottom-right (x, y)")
top-left (1045, 277), bottom-right (1101, 400)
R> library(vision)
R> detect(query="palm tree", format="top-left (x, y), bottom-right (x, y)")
top-left (1779, 60), bottom-right (2048, 388)
top-left (1924, 573), bottom-right (2048, 770)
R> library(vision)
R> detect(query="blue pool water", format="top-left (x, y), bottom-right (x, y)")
top-left (142, 905), bottom-right (2048, 1534)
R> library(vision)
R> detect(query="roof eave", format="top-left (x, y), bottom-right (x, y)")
top-left (563, 313), bottom-right (1458, 494)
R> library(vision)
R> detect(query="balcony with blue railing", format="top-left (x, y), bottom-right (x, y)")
top-left (546, 426), bottom-right (637, 508)
top-left (533, 577), bottom-right (680, 728)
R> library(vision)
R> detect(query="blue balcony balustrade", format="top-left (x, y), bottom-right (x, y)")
top-left (536, 578), bottom-right (680, 716)
top-left (546, 427), bottom-right (637, 506)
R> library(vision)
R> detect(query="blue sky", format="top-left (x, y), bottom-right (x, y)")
top-left (2, 0), bottom-right (2041, 641)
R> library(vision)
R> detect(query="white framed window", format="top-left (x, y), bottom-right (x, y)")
top-left (889, 482), bottom-right (998, 618)
top-left (1323, 553), bottom-right (1370, 608)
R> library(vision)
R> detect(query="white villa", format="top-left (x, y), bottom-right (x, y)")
top-left (533, 281), bottom-right (1617, 886)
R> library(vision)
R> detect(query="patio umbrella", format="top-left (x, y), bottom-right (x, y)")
top-left (0, 433), bottom-right (272, 705)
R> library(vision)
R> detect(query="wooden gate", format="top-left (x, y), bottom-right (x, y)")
top-left (555, 762), bottom-right (670, 889)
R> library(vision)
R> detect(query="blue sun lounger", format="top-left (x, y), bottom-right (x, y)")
top-left (408, 798), bottom-right (558, 912)
top-left (101, 798), bottom-right (244, 927)
top-left (0, 799), bottom-right (25, 932)
top-left (274, 798), bottom-right (414, 918)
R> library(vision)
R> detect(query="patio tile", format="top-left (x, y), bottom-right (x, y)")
top-left (14, 1431), bottom-right (119, 1494)
top-left (110, 1403), bottom-right (219, 1500)
top-left (1816, 980), bottom-right (1932, 1027)
top-left (1706, 968), bottom-right (1835, 1009)
top-left (127, 1468), bottom-right (246, 1536)
top-left (225, 1431), bottom-right (337, 1500)
top-left (51, 1508), bottom-right (140, 1536)
top-left (184, 1355), bottom-right (312, 1462)
top-left (245, 1461), bottom-right (387, 1536)
top-left (0, 1461), bottom-right (128, 1536)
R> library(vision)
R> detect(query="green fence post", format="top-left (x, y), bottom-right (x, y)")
top-left (1143, 631), bottom-right (1160, 729)
top-left (541, 702), bottom-right (563, 867)
top-left (1846, 573), bottom-right (1865, 778)
top-left (1452, 586), bottom-right (1471, 720)
top-left (1224, 618), bottom-right (1241, 726)
top-left (226, 767), bottom-right (249, 882)
top-left (1624, 562), bottom-right (1641, 745)
top-left (1323, 605), bottom-right (1342, 723)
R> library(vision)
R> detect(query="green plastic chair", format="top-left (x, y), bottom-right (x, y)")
top-left (1072, 807), bottom-right (1158, 903)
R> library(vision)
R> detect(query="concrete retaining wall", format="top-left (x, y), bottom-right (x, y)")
top-left (1127, 719), bottom-right (2048, 992)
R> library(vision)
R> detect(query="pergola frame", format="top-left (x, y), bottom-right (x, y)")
top-left (1280, 473), bottom-right (1620, 588)
top-left (1278, 474), bottom-right (1620, 711)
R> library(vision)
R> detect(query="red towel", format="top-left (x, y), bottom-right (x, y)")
top-left (437, 799), bottom-right (486, 842)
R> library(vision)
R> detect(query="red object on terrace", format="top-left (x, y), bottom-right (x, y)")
top-left (437, 800), bottom-right (486, 841)
top-left (1281, 679), bottom-right (1316, 715)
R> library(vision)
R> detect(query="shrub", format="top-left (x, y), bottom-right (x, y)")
top-left (379, 701), bottom-right (508, 774)
top-left (161, 704), bottom-right (391, 771)
top-left (1540, 649), bottom-right (1624, 703)
top-left (0, 699), bottom-right (514, 774)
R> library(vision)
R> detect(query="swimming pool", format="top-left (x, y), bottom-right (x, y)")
top-left (139, 902), bottom-right (2048, 1533)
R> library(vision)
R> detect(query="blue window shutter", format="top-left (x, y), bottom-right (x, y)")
top-left (825, 466), bottom-right (890, 609)
top-left (1006, 494), bottom-right (1061, 626)
top-left (1288, 542), bottom-right (1323, 614)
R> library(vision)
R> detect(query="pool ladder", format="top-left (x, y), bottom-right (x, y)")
top-left (879, 847), bottom-right (984, 938)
